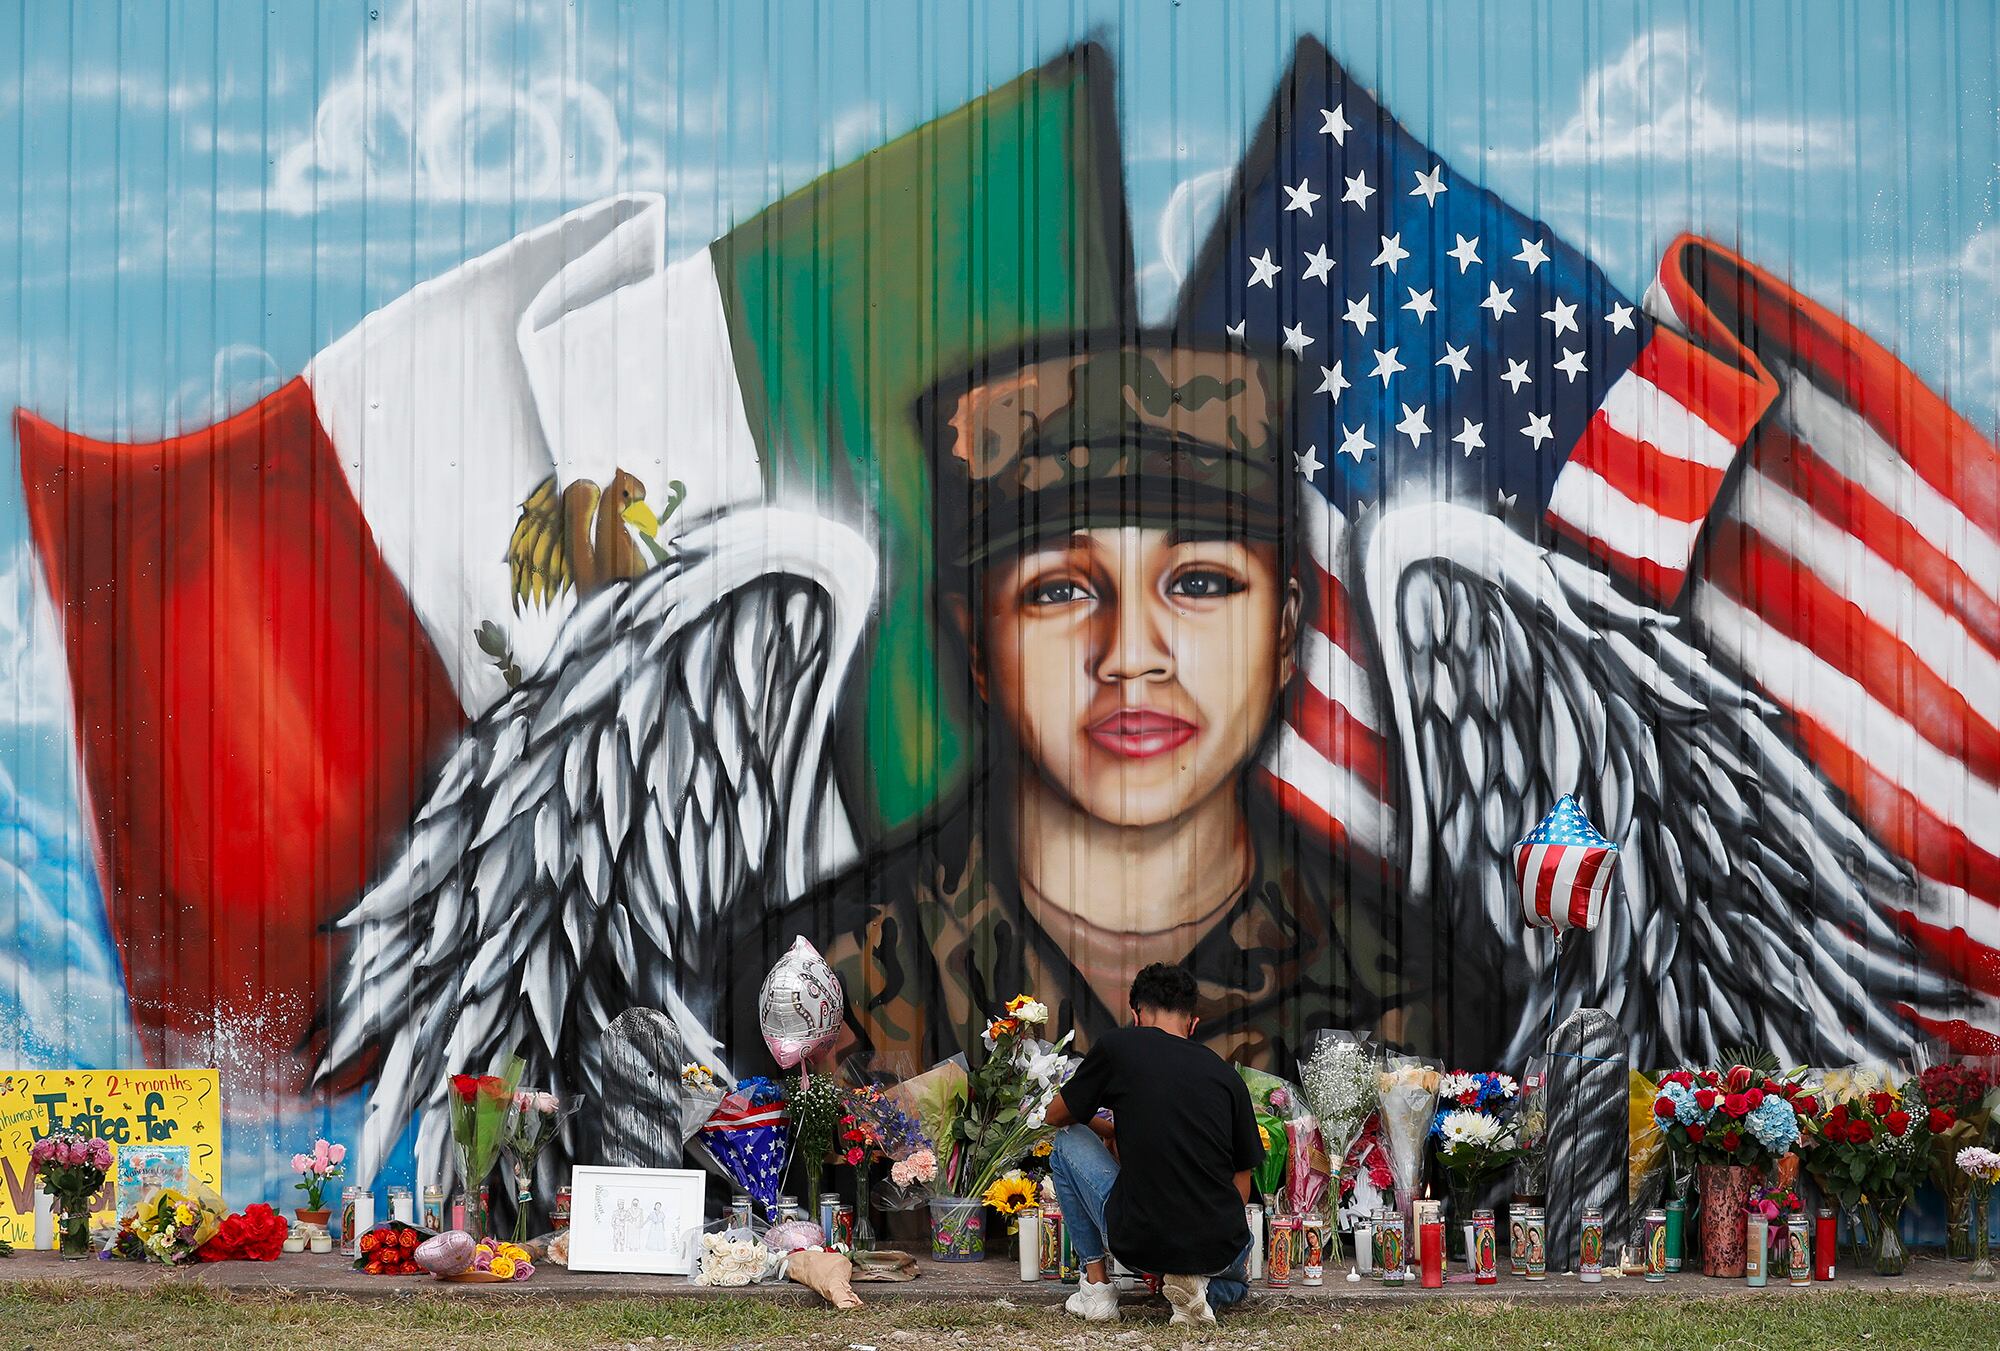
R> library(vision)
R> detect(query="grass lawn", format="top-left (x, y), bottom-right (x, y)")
top-left (3, 1283), bottom-right (1996, 1350)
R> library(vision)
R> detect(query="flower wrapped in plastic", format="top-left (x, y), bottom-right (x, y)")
top-left (503, 1087), bottom-right (582, 1241)
top-left (195, 1204), bottom-right (288, 1263)
top-left (1376, 1054), bottom-right (1442, 1230)
top-left (844, 1082), bottom-right (937, 1212)
top-left (447, 1056), bottom-right (525, 1236)
top-left (106, 1182), bottom-right (227, 1264)
top-left (701, 1076), bottom-right (792, 1219)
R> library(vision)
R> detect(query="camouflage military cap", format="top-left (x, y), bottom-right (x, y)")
top-left (922, 339), bottom-right (1290, 563)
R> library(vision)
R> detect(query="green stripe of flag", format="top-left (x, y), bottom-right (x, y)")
top-left (712, 44), bottom-right (1133, 835)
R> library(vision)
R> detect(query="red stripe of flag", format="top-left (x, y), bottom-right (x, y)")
top-left (1660, 233), bottom-right (1999, 539)
top-left (1784, 709), bottom-right (2000, 907)
top-left (1566, 409), bottom-right (1729, 523)
top-left (1533, 845), bottom-right (1568, 925)
top-left (1567, 848), bottom-right (1611, 930)
top-left (1754, 429), bottom-right (2000, 659)
top-left (1706, 519), bottom-right (2000, 783)
top-left (1287, 684), bottom-right (1390, 797)
top-left (1311, 563), bottom-right (1370, 664)
top-left (1256, 766), bottom-right (1355, 855)
top-left (1544, 513), bottom-right (1695, 602)
top-left (1631, 325), bottom-right (1775, 449)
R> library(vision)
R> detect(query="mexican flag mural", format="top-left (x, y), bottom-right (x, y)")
top-left (15, 45), bottom-right (1129, 1065)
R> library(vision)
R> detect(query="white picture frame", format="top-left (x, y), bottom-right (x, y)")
top-left (564, 1166), bottom-right (708, 1276)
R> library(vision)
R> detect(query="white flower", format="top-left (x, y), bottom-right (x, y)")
top-left (1438, 1072), bottom-right (1479, 1103)
top-left (1013, 999), bottom-right (1049, 1026)
top-left (1439, 1110), bottom-right (1502, 1149)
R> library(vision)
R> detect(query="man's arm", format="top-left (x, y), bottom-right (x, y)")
top-left (1235, 1170), bottom-right (1252, 1203)
top-left (1044, 1094), bottom-right (1076, 1128)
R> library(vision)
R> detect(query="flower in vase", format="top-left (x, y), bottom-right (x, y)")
top-left (1438, 1110), bottom-right (1501, 1149)
top-left (982, 1174), bottom-right (1038, 1215)
top-left (1957, 1147), bottom-right (2000, 1184)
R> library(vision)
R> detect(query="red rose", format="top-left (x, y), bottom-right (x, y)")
top-left (1726, 1066), bottom-right (1754, 1093)
top-left (1720, 1129), bottom-right (1742, 1152)
top-left (1685, 1124), bottom-right (1706, 1143)
top-left (1722, 1093), bottom-right (1751, 1119)
top-left (1927, 1107), bottom-right (1954, 1134)
top-left (1828, 1104), bottom-right (1849, 1127)
top-left (1745, 1088), bottom-right (1765, 1110)
top-left (1695, 1089), bottom-right (1719, 1111)
top-left (1664, 1071), bottom-right (1694, 1088)
top-left (1794, 1096), bottom-right (1818, 1118)
top-left (1884, 1110), bottom-right (1911, 1136)
top-left (1762, 1078), bottom-right (1781, 1095)
top-left (1654, 1097), bottom-right (1677, 1118)
top-left (476, 1074), bottom-right (512, 1101)
top-left (1846, 1119), bottom-right (1874, 1144)
top-left (1867, 1091), bottom-right (1895, 1117)
top-left (451, 1074), bottom-right (479, 1102)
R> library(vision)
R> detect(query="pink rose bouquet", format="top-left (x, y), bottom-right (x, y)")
top-left (291, 1137), bottom-right (347, 1212)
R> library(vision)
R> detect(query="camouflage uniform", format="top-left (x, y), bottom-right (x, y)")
top-left (728, 339), bottom-right (1437, 1075)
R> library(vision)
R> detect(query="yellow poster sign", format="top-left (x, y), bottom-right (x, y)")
top-left (0, 1069), bottom-right (222, 1247)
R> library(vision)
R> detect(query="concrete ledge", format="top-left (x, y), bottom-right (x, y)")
top-left (0, 1249), bottom-right (1991, 1305)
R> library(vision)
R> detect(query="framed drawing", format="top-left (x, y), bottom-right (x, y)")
top-left (565, 1166), bottom-right (707, 1275)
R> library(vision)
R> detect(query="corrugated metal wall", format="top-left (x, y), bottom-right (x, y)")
top-left (0, 1), bottom-right (1994, 1207)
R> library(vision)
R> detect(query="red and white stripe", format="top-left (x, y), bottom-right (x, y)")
top-left (1258, 493), bottom-right (1396, 864)
top-left (1657, 236), bottom-right (2000, 1052)
top-left (1545, 326), bottom-right (1775, 605)
top-left (1514, 839), bottom-right (1616, 932)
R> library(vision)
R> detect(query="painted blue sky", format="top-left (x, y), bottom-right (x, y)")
top-left (0, 0), bottom-right (1996, 1065)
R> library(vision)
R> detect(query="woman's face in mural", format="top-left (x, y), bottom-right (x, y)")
top-left (965, 526), bottom-right (1298, 829)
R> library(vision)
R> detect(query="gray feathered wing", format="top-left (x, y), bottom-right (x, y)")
top-left (1362, 502), bottom-right (1960, 1070)
top-left (317, 507), bottom-right (877, 1191)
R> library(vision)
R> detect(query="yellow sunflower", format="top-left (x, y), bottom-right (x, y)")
top-left (982, 1175), bottom-right (1039, 1215)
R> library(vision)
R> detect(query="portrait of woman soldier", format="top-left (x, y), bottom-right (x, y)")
top-left (731, 338), bottom-right (1436, 1076)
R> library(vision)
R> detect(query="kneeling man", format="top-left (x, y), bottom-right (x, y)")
top-left (1044, 963), bottom-right (1263, 1326)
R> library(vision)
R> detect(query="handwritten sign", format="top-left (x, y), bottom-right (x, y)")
top-left (0, 1069), bottom-right (221, 1247)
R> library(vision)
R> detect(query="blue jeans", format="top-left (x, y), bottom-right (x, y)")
top-left (1047, 1124), bottom-right (1251, 1309)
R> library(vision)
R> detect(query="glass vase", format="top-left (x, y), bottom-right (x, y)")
top-left (507, 1154), bottom-right (535, 1243)
top-left (1448, 1180), bottom-right (1478, 1264)
top-left (1944, 1185), bottom-right (1973, 1261)
top-left (1864, 1196), bottom-right (1907, 1277)
top-left (1970, 1187), bottom-right (1993, 1284)
top-left (57, 1202), bottom-right (91, 1259)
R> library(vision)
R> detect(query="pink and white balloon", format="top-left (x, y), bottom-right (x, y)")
top-left (757, 936), bottom-right (845, 1067)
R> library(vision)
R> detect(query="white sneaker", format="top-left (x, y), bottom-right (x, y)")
top-left (1063, 1275), bottom-right (1120, 1322)
top-left (1162, 1273), bottom-right (1216, 1327)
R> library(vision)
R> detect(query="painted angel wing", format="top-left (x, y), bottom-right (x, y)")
top-left (318, 507), bottom-right (877, 1190)
top-left (506, 473), bottom-right (572, 610)
top-left (1362, 502), bottom-right (1958, 1070)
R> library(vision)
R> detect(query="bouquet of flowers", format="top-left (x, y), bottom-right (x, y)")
top-left (106, 1184), bottom-right (227, 1264)
top-left (1376, 1055), bottom-right (1442, 1227)
top-left (1800, 1076), bottom-right (1948, 1226)
top-left (289, 1137), bottom-right (346, 1216)
top-left (195, 1204), bottom-right (287, 1263)
top-left (1238, 1067), bottom-right (1296, 1206)
top-left (844, 1082), bottom-right (936, 1212)
top-left (1743, 1182), bottom-right (1806, 1265)
top-left (30, 1132), bottom-right (110, 1256)
top-left (356, 1223), bottom-right (429, 1275)
top-left (502, 1087), bottom-right (581, 1241)
top-left (676, 1063), bottom-right (729, 1160)
top-left (981, 1170), bottom-right (1040, 1220)
top-left (456, 1237), bottom-right (535, 1281)
top-left (1650, 1065), bottom-right (1807, 1168)
top-left (786, 1068), bottom-right (847, 1208)
top-left (1914, 1061), bottom-right (1999, 1258)
top-left (702, 1076), bottom-right (792, 1218)
top-left (447, 1057), bottom-right (524, 1236)
top-left (1957, 1146), bottom-right (1999, 1280)
top-left (933, 994), bottom-right (1075, 1202)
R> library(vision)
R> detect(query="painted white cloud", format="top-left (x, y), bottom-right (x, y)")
top-left (1500, 28), bottom-right (1842, 167)
top-left (260, 0), bottom-right (629, 212)
top-left (0, 545), bottom-right (74, 733)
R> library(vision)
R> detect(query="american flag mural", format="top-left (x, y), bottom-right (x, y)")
top-left (0, 5), bottom-right (1995, 1216)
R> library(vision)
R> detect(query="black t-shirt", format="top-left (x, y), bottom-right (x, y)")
top-left (1058, 1025), bottom-right (1263, 1275)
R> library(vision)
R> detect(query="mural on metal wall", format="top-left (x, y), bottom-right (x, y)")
top-left (9, 26), bottom-right (1998, 1197)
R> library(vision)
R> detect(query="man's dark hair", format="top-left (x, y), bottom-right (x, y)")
top-left (1129, 962), bottom-right (1199, 1016)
